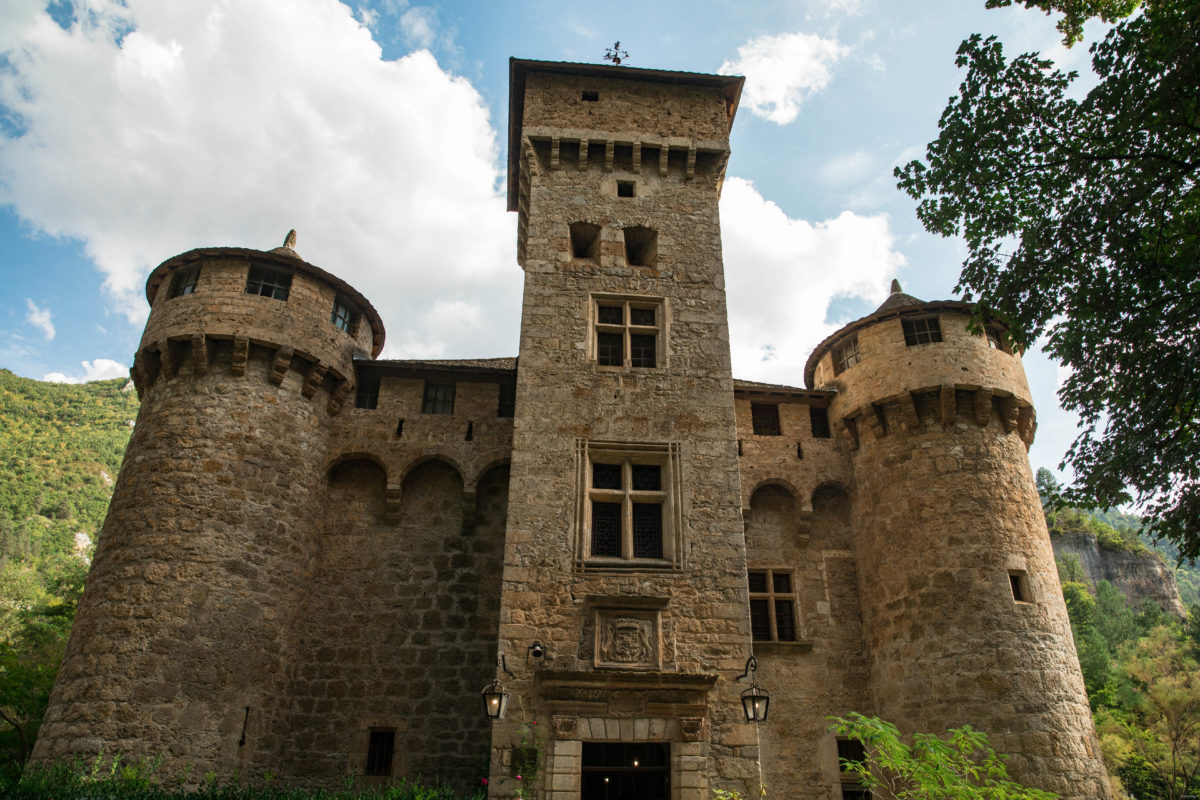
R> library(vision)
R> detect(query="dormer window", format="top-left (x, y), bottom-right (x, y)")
top-left (245, 267), bottom-right (292, 301)
top-left (331, 297), bottom-right (355, 333)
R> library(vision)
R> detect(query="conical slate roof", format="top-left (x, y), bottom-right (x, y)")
top-left (873, 279), bottom-right (924, 314)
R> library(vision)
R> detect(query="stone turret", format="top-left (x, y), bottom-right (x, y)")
top-left (805, 282), bottom-right (1111, 799)
top-left (33, 234), bottom-right (384, 777)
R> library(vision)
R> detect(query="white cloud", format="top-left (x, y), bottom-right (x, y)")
top-left (399, 6), bottom-right (437, 49)
top-left (25, 299), bottom-right (55, 341)
top-left (720, 31), bottom-right (849, 124)
top-left (0, 0), bottom-right (518, 358)
top-left (43, 358), bottom-right (129, 384)
top-left (817, 151), bottom-right (874, 186)
top-left (721, 177), bottom-right (905, 385)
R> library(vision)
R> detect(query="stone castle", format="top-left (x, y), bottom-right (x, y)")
top-left (33, 59), bottom-right (1112, 799)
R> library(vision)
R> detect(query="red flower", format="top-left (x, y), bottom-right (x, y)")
top-left (516, 775), bottom-right (523, 780)
top-left (481, 778), bottom-right (488, 786)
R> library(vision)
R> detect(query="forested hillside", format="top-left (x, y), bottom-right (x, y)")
top-left (0, 368), bottom-right (138, 772)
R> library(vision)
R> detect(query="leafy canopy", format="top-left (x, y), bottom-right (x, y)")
top-left (983, 0), bottom-right (1140, 46)
top-left (896, 0), bottom-right (1200, 559)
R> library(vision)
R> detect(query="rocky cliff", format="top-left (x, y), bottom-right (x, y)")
top-left (1051, 531), bottom-right (1185, 616)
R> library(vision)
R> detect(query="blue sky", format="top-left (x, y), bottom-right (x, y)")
top-left (0, 0), bottom-right (1109, 478)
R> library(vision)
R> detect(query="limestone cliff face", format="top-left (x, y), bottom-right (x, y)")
top-left (1051, 531), bottom-right (1185, 616)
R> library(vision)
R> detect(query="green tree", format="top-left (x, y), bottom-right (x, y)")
top-left (896, 0), bottom-right (1200, 559)
top-left (984, 0), bottom-right (1141, 46)
top-left (1098, 627), bottom-right (1200, 800)
top-left (829, 713), bottom-right (1059, 799)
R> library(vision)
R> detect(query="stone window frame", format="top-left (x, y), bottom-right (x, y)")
top-left (832, 334), bottom-right (861, 375)
top-left (1009, 569), bottom-right (1033, 604)
top-left (836, 737), bottom-right (872, 799)
top-left (747, 567), bottom-right (797, 642)
top-left (574, 439), bottom-right (684, 571)
top-left (168, 266), bottom-right (200, 298)
top-left (750, 403), bottom-right (782, 436)
top-left (590, 294), bottom-right (666, 370)
top-left (901, 315), bottom-right (943, 346)
top-left (331, 296), bottom-right (357, 334)
top-left (245, 266), bottom-right (292, 301)
top-left (421, 381), bottom-right (455, 415)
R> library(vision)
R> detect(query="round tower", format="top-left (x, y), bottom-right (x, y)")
top-left (33, 233), bottom-right (383, 777)
top-left (805, 282), bottom-right (1110, 799)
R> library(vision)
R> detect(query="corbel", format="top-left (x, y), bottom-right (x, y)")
top-left (268, 346), bottom-right (293, 387)
top-left (839, 415), bottom-right (860, 451)
top-left (901, 391), bottom-right (920, 430)
top-left (1018, 405), bottom-right (1037, 447)
top-left (550, 136), bottom-right (560, 170)
top-left (604, 139), bottom-right (614, 172)
top-left (632, 141), bottom-right (642, 173)
top-left (160, 341), bottom-right (179, 381)
top-left (326, 378), bottom-right (350, 416)
top-left (999, 395), bottom-right (1020, 433)
top-left (658, 144), bottom-right (669, 177)
top-left (973, 388), bottom-right (993, 427)
top-left (685, 145), bottom-right (696, 179)
top-left (940, 385), bottom-right (957, 428)
top-left (190, 333), bottom-right (208, 376)
top-left (231, 336), bottom-right (250, 377)
top-left (578, 139), bottom-right (588, 171)
top-left (301, 363), bottom-right (326, 398)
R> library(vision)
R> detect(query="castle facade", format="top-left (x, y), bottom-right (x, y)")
top-left (33, 59), bottom-right (1111, 800)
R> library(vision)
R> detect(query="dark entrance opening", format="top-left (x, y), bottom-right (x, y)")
top-left (581, 741), bottom-right (670, 800)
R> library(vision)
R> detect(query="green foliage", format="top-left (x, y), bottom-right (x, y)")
top-left (897, 0), bottom-right (1200, 560)
top-left (0, 369), bottom-right (138, 776)
top-left (983, 0), bottom-right (1141, 46)
top-left (828, 713), bottom-right (1058, 799)
top-left (2, 757), bottom-right (485, 799)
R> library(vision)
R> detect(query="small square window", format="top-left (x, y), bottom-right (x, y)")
top-left (902, 316), bottom-right (942, 346)
top-left (748, 568), bottom-right (797, 642)
top-left (422, 382), bottom-right (455, 415)
top-left (617, 181), bottom-right (635, 198)
top-left (1009, 570), bottom-right (1031, 603)
top-left (810, 407), bottom-right (832, 439)
top-left (623, 226), bottom-right (657, 267)
top-left (168, 266), bottom-right (200, 298)
top-left (245, 266), bottom-right (292, 300)
top-left (751, 404), bottom-right (782, 436)
top-left (365, 730), bottom-right (395, 777)
top-left (331, 297), bottom-right (355, 333)
top-left (570, 222), bottom-right (601, 259)
top-left (497, 382), bottom-right (516, 418)
top-left (832, 335), bottom-right (860, 375)
top-left (986, 326), bottom-right (1009, 352)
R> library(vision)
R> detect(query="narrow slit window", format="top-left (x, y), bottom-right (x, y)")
top-left (365, 730), bottom-right (395, 777)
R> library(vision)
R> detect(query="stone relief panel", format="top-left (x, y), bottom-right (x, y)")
top-left (593, 609), bottom-right (661, 670)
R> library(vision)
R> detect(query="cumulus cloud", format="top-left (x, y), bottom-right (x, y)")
top-left (0, 0), bottom-right (519, 358)
top-left (817, 150), bottom-right (874, 187)
top-left (720, 31), bottom-right (849, 124)
top-left (399, 6), bottom-right (437, 49)
top-left (43, 358), bottom-right (129, 384)
top-left (25, 299), bottom-right (55, 341)
top-left (721, 177), bottom-right (905, 385)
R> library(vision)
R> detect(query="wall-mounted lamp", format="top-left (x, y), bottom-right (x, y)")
top-left (735, 655), bottom-right (770, 723)
top-left (481, 653), bottom-right (516, 721)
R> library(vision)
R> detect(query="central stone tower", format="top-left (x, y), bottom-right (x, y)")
top-left (492, 60), bottom-right (756, 798)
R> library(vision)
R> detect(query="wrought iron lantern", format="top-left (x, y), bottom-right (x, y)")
top-left (736, 655), bottom-right (770, 723)
top-left (481, 677), bottom-right (510, 721)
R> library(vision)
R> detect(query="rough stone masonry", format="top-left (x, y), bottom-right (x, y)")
top-left (33, 58), bottom-right (1111, 800)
